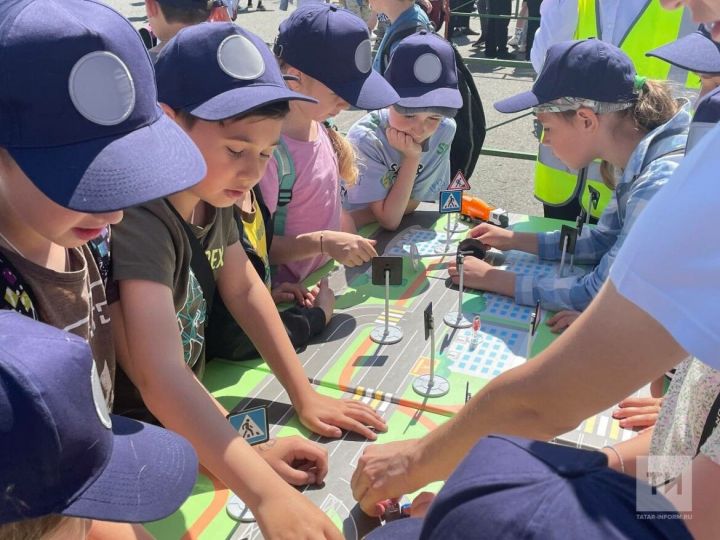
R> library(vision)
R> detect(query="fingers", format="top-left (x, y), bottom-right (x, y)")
top-left (616, 412), bottom-right (659, 430)
top-left (547, 311), bottom-right (579, 333)
top-left (345, 400), bottom-right (388, 432)
top-left (617, 396), bottom-right (662, 409)
top-left (274, 460), bottom-right (320, 486)
top-left (286, 440), bottom-right (330, 484)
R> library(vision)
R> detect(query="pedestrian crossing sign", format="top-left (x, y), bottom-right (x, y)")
top-left (228, 405), bottom-right (269, 446)
top-left (448, 170), bottom-right (471, 191)
top-left (439, 190), bottom-right (462, 214)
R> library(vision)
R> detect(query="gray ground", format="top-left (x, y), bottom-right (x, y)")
top-left (112, 0), bottom-right (542, 216)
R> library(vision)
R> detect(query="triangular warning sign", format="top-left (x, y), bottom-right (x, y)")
top-left (448, 171), bottom-right (471, 191)
top-left (238, 415), bottom-right (265, 440)
top-left (442, 192), bottom-right (461, 211)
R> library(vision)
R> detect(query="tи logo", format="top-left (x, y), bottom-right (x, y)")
top-left (635, 455), bottom-right (693, 517)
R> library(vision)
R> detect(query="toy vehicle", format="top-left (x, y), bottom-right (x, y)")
top-left (460, 195), bottom-right (509, 228)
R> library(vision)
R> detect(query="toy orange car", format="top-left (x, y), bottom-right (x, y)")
top-left (460, 195), bottom-right (509, 228)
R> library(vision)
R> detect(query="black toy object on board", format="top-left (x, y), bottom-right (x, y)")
top-left (457, 238), bottom-right (488, 261)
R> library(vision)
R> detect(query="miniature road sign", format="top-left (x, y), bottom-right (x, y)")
top-left (424, 302), bottom-right (433, 341)
top-left (588, 185), bottom-right (601, 211)
top-left (444, 251), bottom-right (472, 329)
top-left (447, 170), bottom-right (471, 191)
top-left (227, 493), bottom-right (256, 523)
top-left (439, 190), bottom-right (462, 213)
top-left (557, 225), bottom-right (578, 278)
top-left (414, 302), bottom-right (450, 398)
top-left (575, 209), bottom-right (587, 237)
top-left (465, 381), bottom-right (471, 404)
top-left (370, 256), bottom-right (404, 344)
top-left (228, 405), bottom-right (269, 446)
top-left (526, 301), bottom-right (542, 359)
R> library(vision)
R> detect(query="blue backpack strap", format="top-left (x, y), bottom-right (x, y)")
top-left (273, 138), bottom-right (296, 237)
top-left (0, 251), bottom-right (38, 320)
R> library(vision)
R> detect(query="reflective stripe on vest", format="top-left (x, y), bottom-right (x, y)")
top-left (575, 0), bottom-right (699, 88)
top-left (534, 144), bottom-right (612, 218)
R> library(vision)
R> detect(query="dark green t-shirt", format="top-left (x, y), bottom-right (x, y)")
top-left (110, 199), bottom-right (239, 419)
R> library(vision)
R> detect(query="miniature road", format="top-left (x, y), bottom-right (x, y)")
top-left (109, 0), bottom-right (542, 216)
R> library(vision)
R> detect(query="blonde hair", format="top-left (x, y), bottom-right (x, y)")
top-left (562, 80), bottom-right (679, 188)
top-left (0, 515), bottom-right (65, 540)
top-left (276, 59), bottom-right (359, 185)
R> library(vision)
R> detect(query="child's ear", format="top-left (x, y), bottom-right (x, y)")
top-left (160, 103), bottom-right (177, 120)
top-left (576, 108), bottom-right (598, 131)
top-left (284, 66), bottom-right (303, 90)
top-left (145, 0), bottom-right (159, 17)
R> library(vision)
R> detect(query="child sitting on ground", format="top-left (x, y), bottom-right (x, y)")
top-left (110, 23), bottom-right (383, 539)
top-left (344, 31), bottom-right (460, 231)
top-left (259, 4), bottom-right (399, 286)
top-left (0, 313), bottom-right (198, 540)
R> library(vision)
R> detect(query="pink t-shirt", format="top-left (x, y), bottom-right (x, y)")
top-left (260, 123), bottom-right (341, 284)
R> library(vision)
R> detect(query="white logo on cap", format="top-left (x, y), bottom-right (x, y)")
top-left (355, 39), bottom-right (372, 74)
top-left (413, 53), bottom-right (443, 84)
top-left (217, 34), bottom-right (265, 80)
top-left (90, 362), bottom-right (112, 429)
top-left (69, 51), bottom-right (136, 126)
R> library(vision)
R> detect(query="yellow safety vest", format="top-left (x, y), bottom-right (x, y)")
top-left (535, 1), bottom-right (697, 218)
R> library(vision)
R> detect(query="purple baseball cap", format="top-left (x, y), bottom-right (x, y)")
top-left (687, 86), bottom-right (720, 153)
top-left (273, 4), bottom-right (399, 110)
top-left (367, 435), bottom-right (691, 540)
top-left (495, 40), bottom-right (636, 114)
top-left (0, 0), bottom-right (206, 213)
top-left (156, 22), bottom-right (317, 121)
top-left (0, 312), bottom-right (199, 524)
top-left (384, 31), bottom-right (462, 109)
top-left (647, 26), bottom-right (720, 74)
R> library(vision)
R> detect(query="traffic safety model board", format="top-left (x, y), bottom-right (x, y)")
top-left (439, 190), bottom-right (462, 213)
top-left (228, 405), bottom-right (269, 445)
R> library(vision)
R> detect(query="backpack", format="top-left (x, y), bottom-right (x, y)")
top-left (380, 27), bottom-right (486, 179)
top-left (0, 229), bottom-right (112, 320)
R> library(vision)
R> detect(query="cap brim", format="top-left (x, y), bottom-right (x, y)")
top-left (493, 91), bottom-right (542, 113)
top-left (364, 518), bottom-right (424, 540)
top-left (332, 70), bottom-right (400, 110)
top-left (647, 31), bottom-right (720, 73)
top-left (395, 86), bottom-right (463, 109)
top-left (62, 415), bottom-right (198, 523)
top-left (8, 109), bottom-right (206, 213)
top-left (189, 84), bottom-right (318, 121)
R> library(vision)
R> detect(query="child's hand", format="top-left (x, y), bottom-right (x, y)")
top-left (295, 390), bottom-right (387, 441)
top-left (254, 436), bottom-right (329, 486)
top-left (408, 492), bottom-right (436, 518)
top-left (313, 278), bottom-right (335, 324)
top-left (469, 223), bottom-right (514, 251)
top-left (547, 310), bottom-right (581, 333)
top-left (386, 127), bottom-right (422, 159)
top-left (323, 231), bottom-right (378, 267)
top-left (255, 490), bottom-right (343, 540)
top-left (448, 256), bottom-right (492, 290)
top-left (272, 282), bottom-right (317, 307)
top-left (612, 396), bottom-right (663, 431)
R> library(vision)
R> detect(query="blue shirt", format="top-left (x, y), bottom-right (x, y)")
top-left (515, 101), bottom-right (691, 311)
top-left (344, 109), bottom-right (456, 210)
top-left (372, 4), bottom-right (431, 73)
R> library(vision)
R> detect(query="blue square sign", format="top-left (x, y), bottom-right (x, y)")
top-left (439, 190), bottom-right (462, 214)
top-left (228, 405), bottom-right (269, 446)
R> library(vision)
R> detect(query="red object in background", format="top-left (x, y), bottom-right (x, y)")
top-left (208, 5), bottom-right (232, 21)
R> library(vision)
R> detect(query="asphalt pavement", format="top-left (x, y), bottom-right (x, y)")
top-left (112, 0), bottom-right (543, 216)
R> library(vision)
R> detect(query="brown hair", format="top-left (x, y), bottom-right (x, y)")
top-left (157, 0), bottom-right (213, 25)
top-left (0, 515), bottom-right (65, 540)
top-left (562, 80), bottom-right (678, 188)
top-left (174, 101), bottom-right (291, 129)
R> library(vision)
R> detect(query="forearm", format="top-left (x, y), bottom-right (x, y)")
top-left (270, 231), bottom-right (322, 264)
top-left (511, 231), bottom-right (540, 254)
top-left (409, 283), bottom-right (687, 486)
top-left (371, 155), bottom-right (421, 231)
top-left (602, 428), bottom-right (654, 478)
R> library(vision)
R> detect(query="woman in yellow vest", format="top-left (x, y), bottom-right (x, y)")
top-left (450, 39), bottom-right (690, 316)
top-left (530, 0), bottom-right (696, 220)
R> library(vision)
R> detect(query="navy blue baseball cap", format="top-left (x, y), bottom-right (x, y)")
top-left (156, 22), bottom-right (316, 121)
top-left (368, 435), bottom-right (691, 540)
top-left (273, 4), bottom-right (399, 110)
top-left (0, 0), bottom-right (206, 213)
top-left (0, 312), bottom-right (198, 524)
top-left (687, 86), bottom-right (720, 153)
top-left (647, 26), bottom-right (720, 74)
top-left (385, 31), bottom-right (462, 109)
top-left (495, 39), bottom-right (637, 113)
